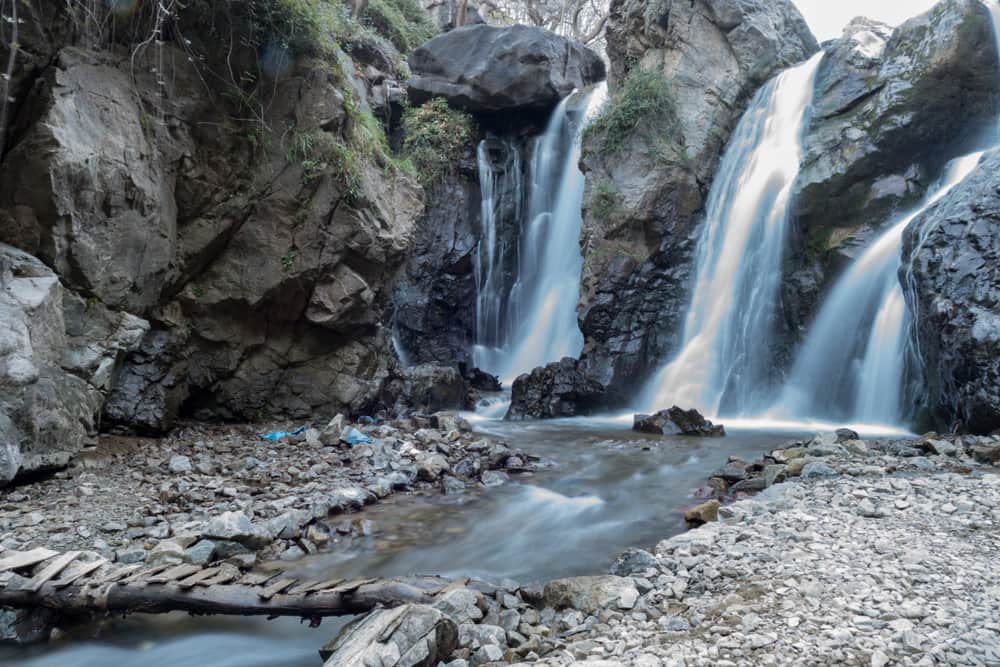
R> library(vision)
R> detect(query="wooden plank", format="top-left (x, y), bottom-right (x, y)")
top-left (306, 577), bottom-right (346, 593)
top-left (147, 564), bottom-right (202, 584)
top-left (51, 558), bottom-right (108, 589)
top-left (238, 571), bottom-right (281, 587)
top-left (198, 564), bottom-right (240, 587)
top-left (176, 567), bottom-right (221, 589)
top-left (259, 577), bottom-right (297, 600)
top-left (23, 551), bottom-right (81, 593)
top-left (123, 563), bottom-right (172, 584)
top-left (0, 548), bottom-right (58, 573)
top-left (98, 564), bottom-right (142, 584)
top-left (331, 578), bottom-right (376, 594)
top-left (287, 579), bottom-right (326, 596)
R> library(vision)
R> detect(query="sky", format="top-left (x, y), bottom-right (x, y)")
top-left (792, 0), bottom-right (941, 41)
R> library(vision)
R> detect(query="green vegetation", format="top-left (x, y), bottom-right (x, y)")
top-left (362, 0), bottom-right (437, 53)
top-left (589, 179), bottom-right (622, 220)
top-left (583, 67), bottom-right (687, 165)
top-left (401, 98), bottom-right (476, 187)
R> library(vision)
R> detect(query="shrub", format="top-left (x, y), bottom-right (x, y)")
top-left (401, 98), bottom-right (476, 187)
top-left (589, 179), bottom-right (622, 220)
top-left (583, 67), bottom-right (686, 164)
top-left (363, 0), bottom-right (437, 53)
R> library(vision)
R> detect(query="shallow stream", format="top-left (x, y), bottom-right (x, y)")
top-left (0, 416), bottom-right (802, 667)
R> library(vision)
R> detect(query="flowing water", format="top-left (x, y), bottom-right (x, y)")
top-left (473, 86), bottom-right (607, 384)
top-left (1, 418), bottom-right (801, 667)
top-left (640, 53), bottom-right (824, 417)
top-left (774, 152), bottom-right (985, 426)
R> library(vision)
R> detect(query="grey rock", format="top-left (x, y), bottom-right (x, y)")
top-left (184, 539), bottom-right (217, 565)
top-left (168, 455), bottom-right (192, 474)
top-left (610, 548), bottom-right (658, 576)
top-left (203, 511), bottom-right (273, 548)
top-left (801, 462), bottom-right (836, 479)
top-left (543, 576), bottom-right (640, 614)
top-left (408, 24), bottom-right (605, 113)
top-left (320, 604), bottom-right (458, 667)
top-left (633, 406), bottom-right (725, 437)
top-left (434, 588), bottom-right (484, 624)
top-left (115, 547), bottom-right (148, 564)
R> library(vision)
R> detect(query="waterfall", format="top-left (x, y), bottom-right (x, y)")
top-left (776, 152), bottom-right (985, 425)
top-left (639, 53), bottom-right (824, 416)
top-left (472, 85), bottom-right (607, 384)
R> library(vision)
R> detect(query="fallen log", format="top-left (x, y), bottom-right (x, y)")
top-left (0, 575), bottom-right (441, 619)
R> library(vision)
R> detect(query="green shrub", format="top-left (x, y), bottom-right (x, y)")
top-left (363, 0), bottom-right (437, 53)
top-left (583, 67), bottom-right (686, 164)
top-left (589, 179), bottom-right (621, 220)
top-left (401, 98), bottom-right (475, 187)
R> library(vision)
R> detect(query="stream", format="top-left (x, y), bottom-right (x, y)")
top-left (0, 415), bottom-right (799, 667)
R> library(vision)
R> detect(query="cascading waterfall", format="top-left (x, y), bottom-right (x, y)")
top-left (473, 85), bottom-right (607, 384)
top-left (775, 152), bottom-right (985, 425)
top-left (640, 53), bottom-right (824, 416)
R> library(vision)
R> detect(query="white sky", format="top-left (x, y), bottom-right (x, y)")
top-left (792, 0), bottom-right (941, 41)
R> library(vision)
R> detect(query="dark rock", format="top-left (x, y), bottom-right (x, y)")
top-left (971, 443), bottom-right (1000, 465)
top-left (465, 367), bottom-right (501, 392)
top-left (632, 406), bottom-right (725, 437)
top-left (407, 24), bottom-right (605, 114)
top-left (835, 428), bottom-right (860, 442)
top-left (713, 462), bottom-right (749, 483)
top-left (579, 0), bottom-right (818, 401)
top-left (400, 364), bottom-right (468, 413)
top-left (730, 477), bottom-right (767, 494)
top-left (902, 149), bottom-right (1000, 435)
top-left (506, 358), bottom-right (606, 420)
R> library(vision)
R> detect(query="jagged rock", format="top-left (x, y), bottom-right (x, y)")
top-left (543, 576), bottom-right (640, 614)
top-left (507, 358), bottom-right (606, 420)
top-left (320, 604), bottom-right (459, 667)
top-left (633, 407), bottom-right (725, 437)
top-left (784, 1), bottom-right (1000, 333)
top-left (579, 0), bottom-right (818, 400)
top-left (0, 244), bottom-right (147, 483)
top-left (202, 511), bottom-right (273, 548)
top-left (902, 149), bottom-right (1000, 434)
top-left (685, 500), bottom-right (721, 524)
top-left (609, 548), bottom-right (658, 576)
top-left (465, 368), bottom-right (501, 392)
top-left (394, 364), bottom-right (468, 413)
top-left (407, 24), bottom-right (605, 113)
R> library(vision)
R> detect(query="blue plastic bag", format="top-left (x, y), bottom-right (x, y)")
top-left (341, 427), bottom-right (370, 445)
top-left (261, 426), bottom-right (306, 441)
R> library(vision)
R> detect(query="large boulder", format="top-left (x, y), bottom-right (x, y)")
top-left (407, 24), bottom-right (606, 113)
top-left (783, 1), bottom-right (1000, 333)
top-left (319, 604), bottom-right (458, 667)
top-left (0, 245), bottom-right (147, 482)
top-left (901, 149), bottom-right (1000, 435)
top-left (543, 575), bottom-right (640, 614)
top-left (507, 357), bottom-right (605, 420)
top-left (578, 0), bottom-right (818, 402)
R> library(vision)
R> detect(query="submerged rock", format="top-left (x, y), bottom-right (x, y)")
top-left (633, 407), bottom-right (725, 437)
top-left (407, 24), bottom-right (605, 113)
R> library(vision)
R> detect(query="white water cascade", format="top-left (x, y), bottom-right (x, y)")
top-left (776, 152), bottom-right (985, 425)
top-left (640, 53), bottom-right (824, 416)
top-left (473, 85), bottom-right (607, 384)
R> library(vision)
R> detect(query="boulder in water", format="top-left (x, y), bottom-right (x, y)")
top-left (507, 358), bottom-right (606, 420)
top-left (407, 24), bottom-right (605, 113)
top-left (633, 406), bottom-right (725, 437)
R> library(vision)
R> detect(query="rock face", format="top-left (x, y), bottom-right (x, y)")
top-left (320, 604), bottom-right (458, 667)
top-left (578, 0), bottom-right (818, 402)
top-left (902, 149), bottom-right (1000, 435)
top-left (0, 6), bottom-right (425, 434)
top-left (633, 407), bottom-right (725, 437)
top-left (0, 245), bottom-right (147, 482)
top-left (407, 24), bottom-right (606, 113)
top-left (507, 358), bottom-right (605, 420)
top-left (783, 0), bottom-right (1000, 332)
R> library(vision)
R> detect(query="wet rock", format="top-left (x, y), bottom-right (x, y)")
top-left (441, 475), bottom-right (466, 495)
top-left (543, 576), bottom-right (640, 614)
top-left (685, 500), bottom-right (721, 524)
top-left (633, 407), bottom-right (725, 437)
top-left (408, 25), bottom-right (605, 113)
top-left (401, 365), bottom-right (468, 413)
top-left (902, 149), bottom-right (1000, 434)
top-left (480, 470), bottom-right (509, 487)
top-left (610, 548), bottom-right (658, 576)
top-left (320, 604), bottom-right (458, 666)
top-left (507, 358), bottom-right (606, 420)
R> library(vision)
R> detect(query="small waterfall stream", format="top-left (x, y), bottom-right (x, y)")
top-left (775, 152), bottom-right (985, 425)
top-left (473, 85), bottom-right (607, 384)
top-left (640, 53), bottom-right (824, 416)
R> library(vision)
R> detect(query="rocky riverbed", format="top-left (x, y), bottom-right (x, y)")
top-left (0, 414), bottom-right (534, 572)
